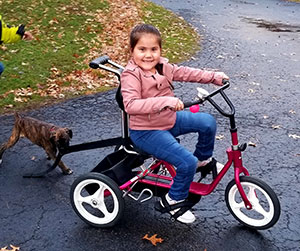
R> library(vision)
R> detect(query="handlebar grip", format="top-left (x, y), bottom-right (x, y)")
top-left (183, 100), bottom-right (200, 108)
top-left (222, 79), bottom-right (229, 85)
top-left (89, 55), bottom-right (110, 69)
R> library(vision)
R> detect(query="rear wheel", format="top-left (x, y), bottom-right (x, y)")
top-left (225, 176), bottom-right (280, 230)
top-left (70, 172), bottom-right (124, 228)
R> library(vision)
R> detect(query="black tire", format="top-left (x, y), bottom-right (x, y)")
top-left (225, 176), bottom-right (280, 230)
top-left (70, 172), bottom-right (124, 228)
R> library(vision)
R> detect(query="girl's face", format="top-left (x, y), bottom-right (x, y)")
top-left (132, 33), bottom-right (161, 74)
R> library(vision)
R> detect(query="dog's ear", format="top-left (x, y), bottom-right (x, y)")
top-left (65, 128), bottom-right (73, 138)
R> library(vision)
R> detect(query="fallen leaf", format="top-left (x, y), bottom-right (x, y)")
top-left (49, 18), bottom-right (59, 25)
top-left (289, 134), bottom-right (300, 139)
top-left (272, 125), bottom-right (281, 130)
top-left (10, 49), bottom-right (19, 53)
top-left (86, 26), bottom-right (92, 33)
top-left (0, 245), bottom-right (20, 251)
top-left (215, 134), bottom-right (225, 140)
top-left (142, 234), bottom-right (164, 246)
top-left (248, 141), bottom-right (257, 147)
top-left (57, 32), bottom-right (64, 39)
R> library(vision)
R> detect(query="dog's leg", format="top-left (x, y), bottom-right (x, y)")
top-left (45, 147), bottom-right (73, 175)
top-left (0, 126), bottom-right (21, 165)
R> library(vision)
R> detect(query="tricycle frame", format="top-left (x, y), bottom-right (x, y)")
top-left (29, 55), bottom-right (280, 229)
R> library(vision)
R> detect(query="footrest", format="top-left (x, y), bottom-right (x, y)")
top-left (154, 196), bottom-right (198, 221)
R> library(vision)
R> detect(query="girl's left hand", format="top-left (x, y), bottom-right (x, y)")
top-left (174, 99), bottom-right (184, 111)
top-left (213, 72), bottom-right (229, 86)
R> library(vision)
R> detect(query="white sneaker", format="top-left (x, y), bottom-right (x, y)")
top-left (197, 157), bottom-right (212, 168)
top-left (160, 193), bottom-right (196, 224)
top-left (216, 161), bottom-right (224, 174)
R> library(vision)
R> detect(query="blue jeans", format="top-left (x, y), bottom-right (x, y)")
top-left (130, 111), bottom-right (217, 200)
top-left (0, 62), bottom-right (4, 76)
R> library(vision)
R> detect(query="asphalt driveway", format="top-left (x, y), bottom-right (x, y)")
top-left (0, 0), bottom-right (299, 250)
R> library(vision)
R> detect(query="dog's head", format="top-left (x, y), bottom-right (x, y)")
top-left (50, 128), bottom-right (73, 149)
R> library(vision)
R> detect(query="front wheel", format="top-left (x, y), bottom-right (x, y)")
top-left (225, 176), bottom-right (280, 230)
top-left (70, 172), bottom-right (124, 228)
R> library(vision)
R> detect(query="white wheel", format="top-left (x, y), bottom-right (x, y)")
top-left (225, 176), bottom-right (280, 230)
top-left (70, 172), bottom-right (124, 228)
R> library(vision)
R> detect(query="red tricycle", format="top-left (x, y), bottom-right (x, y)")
top-left (69, 56), bottom-right (281, 229)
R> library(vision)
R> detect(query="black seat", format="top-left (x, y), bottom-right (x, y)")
top-left (115, 85), bottom-right (125, 111)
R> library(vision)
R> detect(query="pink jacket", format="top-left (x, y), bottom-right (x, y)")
top-left (121, 57), bottom-right (224, 130)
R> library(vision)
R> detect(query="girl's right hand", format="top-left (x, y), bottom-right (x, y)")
top-left (174, 99), bottom-right (184, 111)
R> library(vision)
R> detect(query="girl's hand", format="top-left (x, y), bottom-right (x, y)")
top-left (213, 72), bottom-right (229, 86)
top-left (174, 99), bottom-right (184, 111)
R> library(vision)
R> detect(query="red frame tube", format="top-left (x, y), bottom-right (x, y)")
top-left (118, 131), bottom-right (252, 209)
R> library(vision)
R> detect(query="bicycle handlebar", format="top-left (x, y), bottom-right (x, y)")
top-left (89, 55), bottom-right (124, 79)
top-left (89, 55), bottom-right (110, 69)
top-left (183, 80), bottom-right (235, 117)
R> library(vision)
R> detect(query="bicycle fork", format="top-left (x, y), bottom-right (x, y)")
top-left (229, 129), bottom-right (252, 210)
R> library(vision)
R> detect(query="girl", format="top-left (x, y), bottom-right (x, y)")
top-left (121, 24), bottom-right (229, 224)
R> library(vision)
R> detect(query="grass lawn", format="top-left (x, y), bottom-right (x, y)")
top-left (0, 0), bottom-right (200, 113)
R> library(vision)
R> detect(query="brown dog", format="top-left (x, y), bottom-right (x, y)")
top-left (0, 112), bottom-right (73, 174)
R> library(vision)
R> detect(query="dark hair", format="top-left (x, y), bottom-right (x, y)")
top-left (129, 24), bottom-right (162, 51)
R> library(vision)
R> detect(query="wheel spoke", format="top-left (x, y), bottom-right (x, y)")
top-left (77, 184), bottom-right (105, 207)
top-left (233, 200), bottom-right (245, 210)
top-left (247, 186), bottom-right (257, 201)
top-left (97, 202), bottom-right (112, 217)
top-left (95, 185), bottom-right (112, 217)
top-left (78, 194), bottom-right (94, 204)
top-left (248, 187), bottom-right (270, 218)
top-left (94, 183), bottom-right (106, 199)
